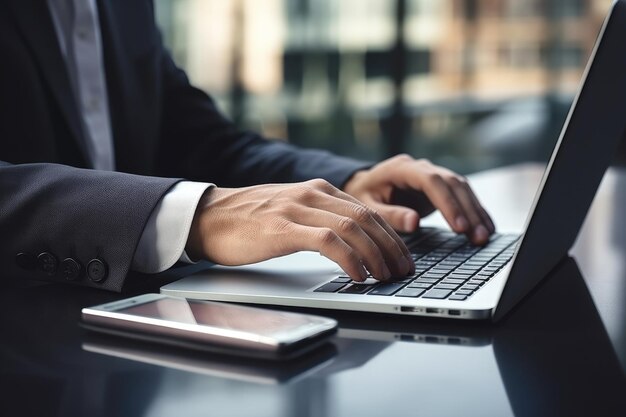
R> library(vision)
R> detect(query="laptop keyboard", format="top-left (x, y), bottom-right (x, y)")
top-left (314, 228), bottom-right (521, 301)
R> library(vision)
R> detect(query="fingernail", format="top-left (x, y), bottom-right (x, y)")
top-left (456, 216), bottom-right (469, 232)
top-left (382, 264), bottom-right (392, 280)
top-left (474, 225), bottom-right (489, 243)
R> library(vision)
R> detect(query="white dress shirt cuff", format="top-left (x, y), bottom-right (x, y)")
top-left (131, 181), bottom-right (213, 274)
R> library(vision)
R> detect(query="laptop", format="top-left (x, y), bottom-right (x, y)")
top-left (162, 1), bottom-right (626, 322)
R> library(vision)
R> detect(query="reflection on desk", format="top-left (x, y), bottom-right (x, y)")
top-left (1, 256), bottom-right (624, 417)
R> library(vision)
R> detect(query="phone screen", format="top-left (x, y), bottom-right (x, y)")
top-left (117, 298), bottom-right (316, 337)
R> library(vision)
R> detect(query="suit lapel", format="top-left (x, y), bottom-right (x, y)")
top-left (8, 0), bottom-right (90, 165)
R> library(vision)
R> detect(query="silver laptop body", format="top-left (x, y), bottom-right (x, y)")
top-left (162, 2), bottom-right (626, 322)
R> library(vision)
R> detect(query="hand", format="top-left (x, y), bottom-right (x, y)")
top-left (343, 154), bottom-right (495, 245)
top-left (186, 179), bottom-right (415, 282)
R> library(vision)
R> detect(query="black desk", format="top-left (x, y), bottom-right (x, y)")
top-left (2, 164), bottom-right (625, 417)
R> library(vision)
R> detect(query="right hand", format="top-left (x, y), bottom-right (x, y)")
top-left (186, 179), bottom-right (415, 282)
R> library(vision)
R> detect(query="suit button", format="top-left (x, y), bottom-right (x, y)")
top-left (16, 252), bottom-right (37, 270)
top-left (87, 259), bottom-right (108, 283)
top-left (61, 258), bottom-right (83, 281)
top-left (37, 252), bottom-right (58, 276)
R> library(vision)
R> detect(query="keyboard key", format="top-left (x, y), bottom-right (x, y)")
top-left (455, 289), bottom-right (473, 296)
top-left (422, 289), bottom-right (453, 299)
top-left (315, 282), bottom-right (346, 293)
top-left (461, 284), bottom-right (479, 291)
top-left (448, 272), bottom-right (473, 279)
top-left (438, 259), bottom-right (462, 265)
top-left (429, 265), bottom-right (455, 273)
top-left (395, 288), bottom-right (426, 298)
top-left (471, 256), bottom-right (494, 262)
top-left (457, 266), bottom-right (480, 272)
top-left (446, 255), bottom-right (470, 261)
top-left (434, 283), bottom-right (460, 290)
top-left (414, 278), bottom-right (439, 284)
top-left (368, 283), bottom-right (405, 296)
top-left (408, 282), bottom-right (433, 289)
top-left (468, 279), bottom-right (486, 286)
top-left (449, 294), bottom-right (467, 301)
top-left (463, 261), bottom-right (487, 267)
top-left (339, 284), bottom-right (373, 294)
top-left (422, 272), bottom-right (447, 279)
top-left (470, 276), bottom-right (489, 282)
top-left (441, 278), bottom-right (465, 285)
top-left (332, 277), bottom-right (352, 283)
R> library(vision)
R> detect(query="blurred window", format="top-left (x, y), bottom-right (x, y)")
top-left (155, 0), bottom-right (616, 173)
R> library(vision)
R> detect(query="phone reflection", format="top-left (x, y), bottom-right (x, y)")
top-left (81, 327), bottom-right (391, 417)
top-left (81, 333), bottom-right (340, 386)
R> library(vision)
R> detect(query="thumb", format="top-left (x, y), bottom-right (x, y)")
top-left (370, 202), bottom-right (420, 233)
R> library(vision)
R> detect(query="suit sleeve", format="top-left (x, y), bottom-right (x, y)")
top-left (0, 161), bottom-right (181, 291)
top-left (153, 40), bottom-right (370, 188)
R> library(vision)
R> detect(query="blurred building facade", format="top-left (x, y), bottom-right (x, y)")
top-left (155, 0), bottom-right (616, 173)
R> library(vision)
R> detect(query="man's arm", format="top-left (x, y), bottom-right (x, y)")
top-left (0, 161), bottom-right (180, 291)
top-left (144, 20), bottom-right (491, 280)
top-left (154, 46), bottom-right (369, 189)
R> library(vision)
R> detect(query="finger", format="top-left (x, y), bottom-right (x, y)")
top-left (305, 180), bottom-right (413, 261)
top-left (364, 202), bottom-right (417, 276)
top-left (282, 224), bottom-right (369, 282)
top-left (310, 195), bottom-right (413, 277)
top-left (384, 162), bottom-right (495, 242)
top-left (374, 161), bottom-right (471, 235)
top-left (466, 186), bottom-right (496, 234)
top-left (367, 207), bottom-right (416, 276)
top-left (289, 207), bottom-right (391, 280)
top-left (448, 177), bottom-right (491, 245)
top-left (365, 200), bottom-right (420, 234)
top-left (414, 172), bottom-right (470, 234)
top-left (454, 179), bottom-right (496, 238)
top-left (464, 182), bottom-right (496, 239)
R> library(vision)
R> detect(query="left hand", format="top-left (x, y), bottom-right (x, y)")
top-left (343, 154), bottom-right (495, 245)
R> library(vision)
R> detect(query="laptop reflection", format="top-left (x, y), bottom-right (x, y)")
top-left (330, 257), bottom-right (626, 416)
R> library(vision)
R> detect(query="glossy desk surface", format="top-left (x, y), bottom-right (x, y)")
top-left (2, 164), bottom-right (625, 417)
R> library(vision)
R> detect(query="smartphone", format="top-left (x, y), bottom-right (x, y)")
top-left (81, 294), bottom-right (338, 360)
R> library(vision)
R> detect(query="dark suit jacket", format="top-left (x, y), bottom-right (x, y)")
top-left (0, 0), bottom-right (367, 291)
